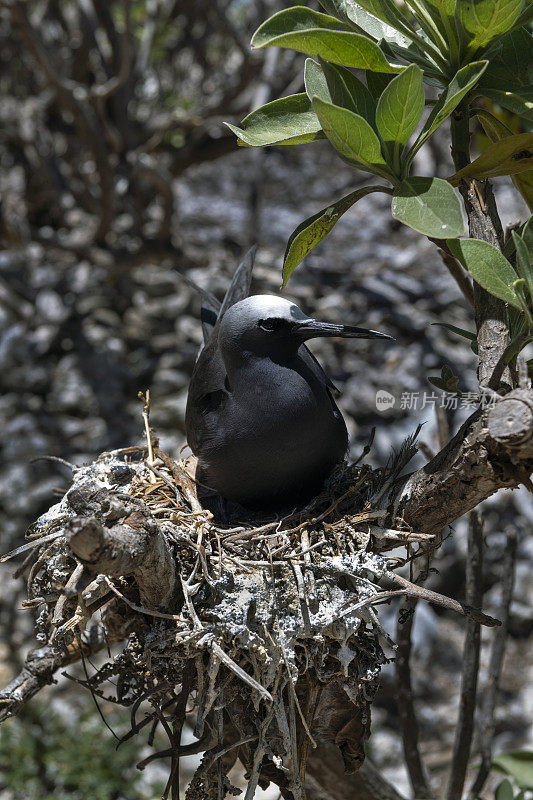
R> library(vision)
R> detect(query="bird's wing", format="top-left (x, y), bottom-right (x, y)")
top-left (185, 245), bottom-right (257, 451)
top-left (300, 344), bottom-right (341, 396)
top-left (180, 275), bottom-right (221, 345)
top-left (185, 334), bottom-right (228, 452)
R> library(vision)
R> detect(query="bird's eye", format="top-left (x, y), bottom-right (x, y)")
top-left (259, 318), bottom-right (284, 332)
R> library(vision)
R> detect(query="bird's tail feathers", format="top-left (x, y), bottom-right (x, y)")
top-left (179, 245), bottom-right (257, 349)
top-left (219, 244), bottom-right (257, 318)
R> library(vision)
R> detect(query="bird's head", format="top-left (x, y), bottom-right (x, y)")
top-left (218, 295), bottom-right (393, 358)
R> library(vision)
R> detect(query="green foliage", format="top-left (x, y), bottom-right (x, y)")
top-left (391, 177), bottom-right (465, 237)
top-left (428, 364), bottom-right (460, 392)
top-left (225, 0), bottom-right (533, 299)
top-left (479, 27), bottom-right (533, 121)
top-left (431, 322), bottom-right (479, 352)
top-left (0, 699), bottom-right (165, 800)
top-left (512, 229), bottom-right (533, 300)
top-left (225, 94), bottom-right (324, 146)
top-left (449, 132), bottom-right (533, 183)
top-left (448, 234), bottom-right (533, 344)
top-left (476, 107), bottom-right (533, 209)
top-left (282, 185), bottom-right (389, 285)
top-left (448, 238), bottom-right (524, 308)
top-left (319, 0), bottom-right (410, 44)
top-left (495, 778), bottom-right (518, 800)
top-left (312, 97), bottom-right (390, 174)
top-left (375, 64), bottom-right (425, 168)
top-left (304, 58), bottom-right (376, 125)
top-left (492, 750), bottom-right (533, 792)
top-left (251, 7), bottom-right (402, 71)
top-left (456, 0), bottom-right (526, 50)
top-left (405, 60), bottom-right (488, 166)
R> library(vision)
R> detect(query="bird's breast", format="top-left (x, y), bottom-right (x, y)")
top-left (196, 357), bottom-right (348, 501)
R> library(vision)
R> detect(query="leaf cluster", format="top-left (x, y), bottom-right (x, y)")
top-left (491, 750), bottom-right (533, 800)
top-left (225, 0), bottom-right (533, 287)
top-left (0, 699), bottom-right (165, 800)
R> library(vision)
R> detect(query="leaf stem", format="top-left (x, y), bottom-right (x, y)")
top-left (438, 7), bottom-right (460, 69)
top-left (402, 0), bottom-right (450, 57)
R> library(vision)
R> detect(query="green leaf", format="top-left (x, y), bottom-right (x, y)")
top-left (304, 58), bottom-right (376, 126)
top-left (282, 185), bottom-right (389, 286)
top-left (251, 7), bottom-right (402, 72)
top-left (511, 230), bottom-right (533, 299)
top-left (509, 304), bottom-right (527, 337)
top-left (456, 0), bottom-right (525, 50)
top-left (481, 87), bottom-right (533, 122)
top-left (391, 177), bottom-right (465, 237)
top-left (381, 40), bottom-right (445, 81)
top-left (476, 108), bottom-right (533, 210)
top-left (514, 2), bottom-right (533, 26)
top-left (428, 364), bottom-right (460, 392)
top-left (338, 0), bottom-right (414, 31)
top-left (319, 0), bottom-right (410, 45)
top-left (449, 132), bottom-right (533, 184)
top-left (253, 5), bottom-right (352, 43)
top-left (522, 214), bottom-right (533, 255)
top-left (447, 238), bottom-right (522, 308)
top-left (493, 751), bottom-right (533, 790)
top-left (476, 107), bottom-right (514, 141)
top-left (431, 322), bottom-right (477, 340)
top-left (375, 64), bottom-right (425, 165)
top-left (312, 96), bottom-right (390, 173)
top-left (224, 94), bottom-right (324, 147)
top-left (366, 70), bottom-right (395, 100)
top-left (495, 779), bottom-right (515, 800)
top-left (407, 61), bottom-right (488, 164)
top-left (512, 171), bottom-right (533, 212)
top-left (423, 0), bottom-right (456, 14)
top-left (478, 28), bottom-right (533, 93)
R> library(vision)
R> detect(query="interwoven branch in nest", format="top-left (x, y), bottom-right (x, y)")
top-left (0, 430), bottom-right (503, 799)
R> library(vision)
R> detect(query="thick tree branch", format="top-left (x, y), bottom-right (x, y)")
top-left (65, 506), bottom-right (177, 610)
top-left (0, 615), bottom-right (123, 723)
top-left (393, 388), bottom-right (533, 536)
top-left (306, 746), bottom-right (407, 800)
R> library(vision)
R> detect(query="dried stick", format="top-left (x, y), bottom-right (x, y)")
top-left (386, 571), bottom-right (498, 627)
top-left (138, 390), bottom-right (156, 476)
top-left (66, 507), bottom-right (177, 610)
top-left (467, 528), bottom-right (518, 800)
top-left (210, 641), bottom-right (273, 703)
top-left (396, 593), bottom-right (434, 798)
top-left (445, 511), bottom-right (484, 800)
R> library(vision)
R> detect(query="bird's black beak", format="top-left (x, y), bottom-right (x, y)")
top-left (296, 320), bottom-right (394, 341)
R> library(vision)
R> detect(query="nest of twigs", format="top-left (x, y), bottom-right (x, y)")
top-left (2, 429), bottom-right (481, 800)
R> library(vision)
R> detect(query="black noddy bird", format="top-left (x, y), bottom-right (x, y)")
top-left (185, 247), bottom-right (393, 508)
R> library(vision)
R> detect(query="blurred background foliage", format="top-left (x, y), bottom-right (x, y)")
top-left (0, 696), bottom-right (166, 799)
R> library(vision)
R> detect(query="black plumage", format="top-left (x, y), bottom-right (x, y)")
top-left (185, 248), bottom-right (392, 507)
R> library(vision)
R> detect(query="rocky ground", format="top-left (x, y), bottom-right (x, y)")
top-left (1, 137), bottom-right (532, 797)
